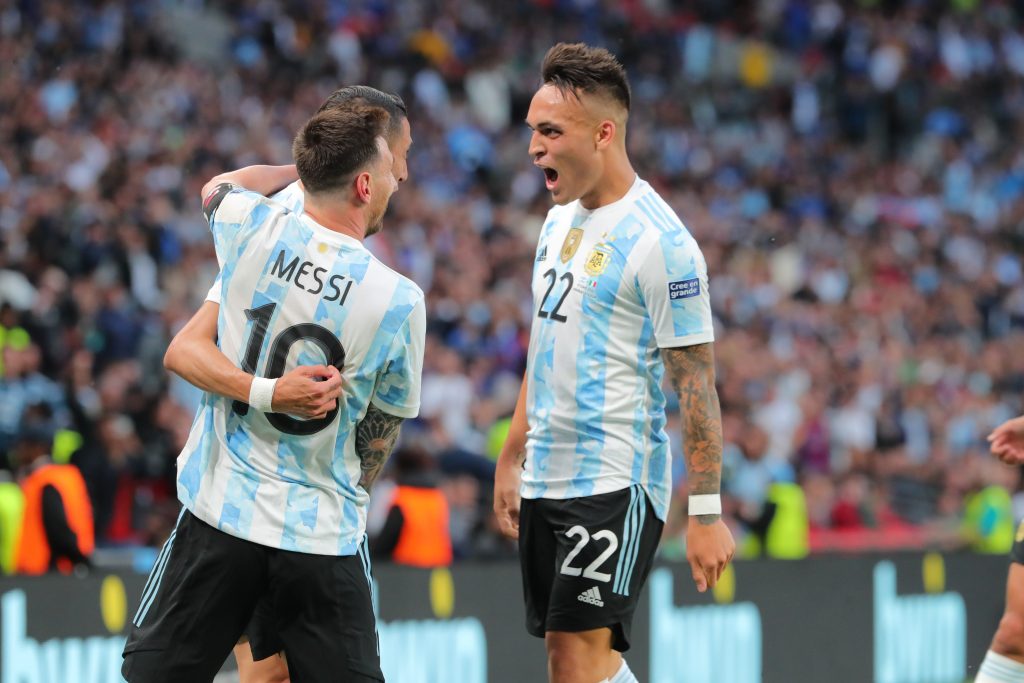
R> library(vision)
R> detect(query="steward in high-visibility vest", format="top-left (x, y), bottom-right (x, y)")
top-left (963, 485), bottom-right (1014, 554)
top-left (372, 446), bottom-right (453, 568)
top-left (13, 425), bottom-right (94, 574)
top-left (0, 475), bottom-right (24, 574)
top-left (390, 484), bottom-right (453, 567)
top-left (764, 482), bottom-right (809, 559)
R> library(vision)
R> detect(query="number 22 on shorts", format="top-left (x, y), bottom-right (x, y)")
top-left (560, 525), bottom-right (618, 582)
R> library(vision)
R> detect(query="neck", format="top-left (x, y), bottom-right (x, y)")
top-left (302, 193), bottom-right (367, 241)
top-left (579, 149), bottom-right (636, 210)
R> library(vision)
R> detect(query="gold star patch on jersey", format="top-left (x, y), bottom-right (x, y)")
top-left (560, 229), bottom-right (583, 263)
top-left (584, 247), bottom-right (611, 276)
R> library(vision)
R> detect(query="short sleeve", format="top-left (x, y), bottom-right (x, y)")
top-left (205, 273), bottom-right (222, 304)
top-left (201, 183), bottom-right (271, 266)
top-left (636, 233), bottom-right (715, 348)
top-left (371, 296), bottom-right (426, 418)
top-left (270, 181), bottom-right (305, 213)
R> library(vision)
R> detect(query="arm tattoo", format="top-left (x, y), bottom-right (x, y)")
top-left (663, 343), bottom-right (724, 525)
top-left (355, 403), bottom-right (404, 491)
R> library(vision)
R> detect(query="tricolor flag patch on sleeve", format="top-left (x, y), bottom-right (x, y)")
top-left (668, 278), bottom-right (700, 300)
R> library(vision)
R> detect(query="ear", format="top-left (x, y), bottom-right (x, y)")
top-left (594, 120), bottom-right (616, 150)
top-left (354, 171), bottom-right (372, 204)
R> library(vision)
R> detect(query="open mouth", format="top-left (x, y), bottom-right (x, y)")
top-left (543, 167), bottom-right (559, 190)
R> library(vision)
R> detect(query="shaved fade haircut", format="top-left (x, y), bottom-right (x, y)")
top-left (541, 42), bottom-right (631, 114)
top-left (318, 85), bottom-right (408, 142)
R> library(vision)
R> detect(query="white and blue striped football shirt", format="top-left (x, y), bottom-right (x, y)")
top-left (178, 184), bottom-right (425, 555)
top-left (522, 176), bottom-right (714, 521)
top-left (205, 182), bottom-right (304, 303)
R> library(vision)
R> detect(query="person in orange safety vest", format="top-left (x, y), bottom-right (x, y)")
top-left (13, 421), bottom-right (94, 574)
top-left (372, 446), bottom-right (452, 567)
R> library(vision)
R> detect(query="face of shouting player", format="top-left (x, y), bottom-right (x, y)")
top-left (526, 84), bottom-right (609, 207)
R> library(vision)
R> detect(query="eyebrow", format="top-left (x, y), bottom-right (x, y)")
top-left (525, 120), bottom-right (562, 131)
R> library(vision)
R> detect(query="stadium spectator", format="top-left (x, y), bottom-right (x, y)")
top-left (13, 419), bottom-right (94, 574)
top-left (372, 445), bottom-right (453, 568)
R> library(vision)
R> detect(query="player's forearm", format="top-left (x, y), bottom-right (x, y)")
top-left (497, 375), bottom-right (529, 469)
top-left (663, 344), bottom-right (724, 514)
top-left (201, 164), bottom-right (298, 201)
top-left (355, 403), bottom-right (405, 491)
top-left (164, 333), bottom-right (252, 403)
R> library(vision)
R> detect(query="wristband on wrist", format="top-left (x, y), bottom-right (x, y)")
top-left (688, 494), bottom-right (721, 516)
top-left (248, 376), bottom-right (278, 413)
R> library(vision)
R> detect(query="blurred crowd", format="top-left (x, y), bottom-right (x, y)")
top-left (2, 0), bottom-right (1024, 569)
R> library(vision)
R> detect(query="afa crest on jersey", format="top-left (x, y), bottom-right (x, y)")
top-left (560, 228), bottom-right (584, 263)
top-left (584, 247), bottom-right (612, 276)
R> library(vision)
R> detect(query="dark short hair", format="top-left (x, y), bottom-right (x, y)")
top-left (292, 104), bottom-right (390, 195)
top-left (318, 85), bottom-right (408, 142)
top-left (541, 42), bottom-right (630, 113)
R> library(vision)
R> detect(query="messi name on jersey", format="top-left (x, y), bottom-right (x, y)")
top-left (270, 249), bottom-right (353, 305)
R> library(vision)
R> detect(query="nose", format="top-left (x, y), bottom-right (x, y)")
top-left (528, 131), bottom-right (545, 159)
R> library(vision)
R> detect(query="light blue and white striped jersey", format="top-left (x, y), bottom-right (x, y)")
top-left (205, 182), bottom-right (304, 303)
top-left (522, 177), bottom-right (714, 521)
top-left (178, 184), bottom-right (425, 555)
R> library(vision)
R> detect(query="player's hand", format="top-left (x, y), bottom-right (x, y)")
top-left (494, 458), bottom-right (523, 540)
top-left (686, 516), bottom-right (735, 593)
top-left (989, 415), bottom-right (1024, 465)
top-left (271, 365), bottom-right (343, 419)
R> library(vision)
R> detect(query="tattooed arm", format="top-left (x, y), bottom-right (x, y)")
top-left (355, 403), bottom-right (405, 491)
top-left (663, 342), bottom-right (735, 592)
top-left (662, 343), bottom-right (724, 523)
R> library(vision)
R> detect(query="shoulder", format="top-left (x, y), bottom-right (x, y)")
top-left (395, 274), bottom-right (426, 306)
top-left (627, 183), bottom-right (701, 256)
top-left (270, 181), bottom-right (304, 213)
top-left (204, 183), bottom-right (287, 224)
top-left (368, 255), bottom-right (425, 304)
top-left (629, 182), bottom-right (692, 237)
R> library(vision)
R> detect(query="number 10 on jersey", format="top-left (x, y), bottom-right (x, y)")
top-left (232, 302), bottom-right (347, 436)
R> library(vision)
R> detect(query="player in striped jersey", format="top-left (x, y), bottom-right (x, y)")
top-left (122, 103), bottom-right (423, 683)
top-left (163, 85), bottom-right (411, 683)
top-left (494, 43), bottom-right (735, 683)
top-left (977, 416), bottom-right (1024, 682)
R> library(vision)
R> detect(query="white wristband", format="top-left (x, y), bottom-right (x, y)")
top-left (248, 376), bottom-right (278, 413)
top-left (688, 494), bottom-right (721, 516)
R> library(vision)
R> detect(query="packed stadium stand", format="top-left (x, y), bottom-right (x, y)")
top-left (1, 0), bottom-right (1022, 569)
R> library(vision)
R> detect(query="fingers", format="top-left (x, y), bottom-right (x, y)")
top-left (704, 562), bottom-right (718, 590)
top-left (321, 368), bottom-right (343, 393)
top-left (689, 560), bottom-right (707, 593)
top-left (996, 447), bottom-right (1024, 466)
top-left (989, 416), bottom-right (1024, 442)
top-left (494, 504), bottom-right (520, 540)
top-left (503, 506), bottom-right (520, 539)
top-left (309, 399), bottom-right (338, 420)
top-left (295, 365), bottom-right (330, 378)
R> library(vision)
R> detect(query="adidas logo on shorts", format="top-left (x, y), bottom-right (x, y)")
top-left (577, 586), bottom-right (604, 607)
